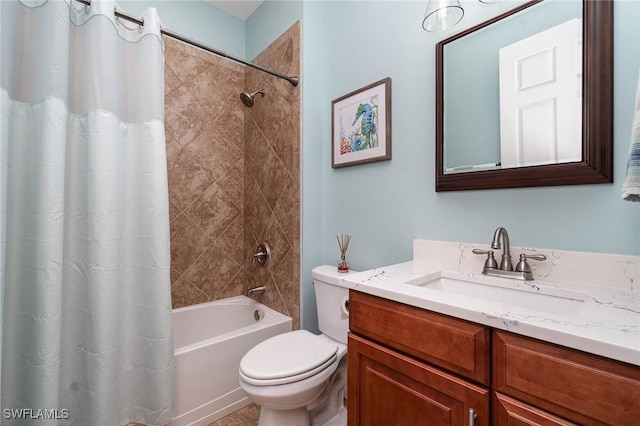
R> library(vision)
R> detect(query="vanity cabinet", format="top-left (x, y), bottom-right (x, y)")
top-left (347, 290), bottom-right (640, 426)
top-left (493, 331), bottom-right (640, 425)
top-left (347, 290), bottom-right (490, 425)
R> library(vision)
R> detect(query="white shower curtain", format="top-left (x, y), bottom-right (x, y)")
top-left (1, 1), bottom-right (173, 424)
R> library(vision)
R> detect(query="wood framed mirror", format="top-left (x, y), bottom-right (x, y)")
top-left (435, 0), bottom-right (613, 192)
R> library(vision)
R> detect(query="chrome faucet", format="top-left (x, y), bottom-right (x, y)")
top-left (491, 227), bottom-right (513, 271)
top-left (473, 226), bottom-right (546, 281)
top-left (247, 286), bottom-right (266, 297)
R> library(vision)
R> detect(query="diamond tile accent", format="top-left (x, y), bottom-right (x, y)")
top-left (185, 182), bottom-right (241, 241)
top-left (165, 85), bottom-right (211, 146)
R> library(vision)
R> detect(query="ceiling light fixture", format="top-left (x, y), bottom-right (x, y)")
top-left (422, 0), bottom-right (464, 32)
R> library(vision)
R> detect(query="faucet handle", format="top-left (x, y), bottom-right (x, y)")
top-left (523, 253), bottom-right (547, 262)
top-left (472, 248), bottom-right (498, 269)
top-left (252, 242), bottom-right (271, 266)
top-left (515, 253), bottom-right (547, 273)
top-left (472, 248), bottom-right (491, 255)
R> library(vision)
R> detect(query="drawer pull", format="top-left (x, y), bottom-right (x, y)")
top-left (468, 408), bottom-right (476, 426)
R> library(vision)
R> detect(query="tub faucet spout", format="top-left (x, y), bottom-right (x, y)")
top-left (247, 286), bottom-right (266, 297)
top-left (491, 227), bottom-right (513, 271)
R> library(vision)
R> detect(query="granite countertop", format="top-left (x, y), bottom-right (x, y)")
top-left (339, 261), bottom-right (640, 367)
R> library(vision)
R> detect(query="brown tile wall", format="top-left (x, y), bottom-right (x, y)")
top-left (164, 22), bottom-right (301, 330)
top-left (243, 23), bottom-right (301, 330)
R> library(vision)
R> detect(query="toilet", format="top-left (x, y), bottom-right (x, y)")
top-left (238, 265), bottom-right (353, 426)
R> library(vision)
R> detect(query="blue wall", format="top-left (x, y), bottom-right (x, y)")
top-left (298, 0), bottom-right (640, 330)
top-left (303, 0), bottom-right (639, 262)
top-left (246, 0), bottom-right (302, 60)
top-left (119, 0), bottom-right (246, 58)
top-left (116, 1), bottom-right (640, 332)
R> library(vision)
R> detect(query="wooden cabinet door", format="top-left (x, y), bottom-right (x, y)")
top-left (348, 333), bottom-right (489, 426)
top-left (493, 392), bottom-right (577, 426)
top-left (493, 331), bottom-right (640, 425)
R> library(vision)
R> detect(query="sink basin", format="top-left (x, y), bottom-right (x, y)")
top-left (406, 272), bottom-right (585, 315)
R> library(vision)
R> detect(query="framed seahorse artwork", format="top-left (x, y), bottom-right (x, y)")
top-left (331, 77), bottom-right (392, 168)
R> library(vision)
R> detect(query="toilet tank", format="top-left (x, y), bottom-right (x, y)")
top-left (312, 265), bottom-right (357, 345)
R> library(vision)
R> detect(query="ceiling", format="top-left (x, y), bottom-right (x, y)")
top-left (205, 0), bottom-right (264, 21)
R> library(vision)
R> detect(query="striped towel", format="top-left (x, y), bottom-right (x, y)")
top-left (622, 72), bottom-right (640, 202)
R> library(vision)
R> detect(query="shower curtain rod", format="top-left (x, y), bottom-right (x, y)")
top-left (74, 0), bottom-right (299, 87)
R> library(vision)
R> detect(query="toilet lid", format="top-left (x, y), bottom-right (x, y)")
top-left (240, 330), bottom-right (338, 382)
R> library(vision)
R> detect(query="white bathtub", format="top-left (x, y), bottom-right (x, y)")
top-left (169, 296), bottom-right (292, 426)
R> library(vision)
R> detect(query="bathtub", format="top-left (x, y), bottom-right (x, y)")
top-left (169, 296), bottom-right (292, 426)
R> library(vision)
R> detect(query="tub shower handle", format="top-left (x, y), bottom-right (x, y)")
top-left (252, 242), bottom-right (271, 266)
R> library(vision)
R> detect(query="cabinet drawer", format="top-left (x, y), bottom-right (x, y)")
top-left (349, 290), bottom-right (490, 385)
top-left (493, 331), bottom-right (640, 425)
top-left (493, 392), bottom-right (577, 426)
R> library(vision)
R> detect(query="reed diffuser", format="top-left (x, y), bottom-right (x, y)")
top-left (336, 234), bottom-right (351, 273)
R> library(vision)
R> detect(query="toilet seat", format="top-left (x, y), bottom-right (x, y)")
top-left (240, 330), bottom-right (338, 386)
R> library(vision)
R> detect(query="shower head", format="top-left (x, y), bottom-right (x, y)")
top-left (240, 90), bottom-right (265, 108)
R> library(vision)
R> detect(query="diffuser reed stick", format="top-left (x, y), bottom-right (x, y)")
top-left (337, 234), bottom-right (351, 273)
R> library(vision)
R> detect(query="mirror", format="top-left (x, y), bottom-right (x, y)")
top-left (435, 0), bottom-right (613, 191)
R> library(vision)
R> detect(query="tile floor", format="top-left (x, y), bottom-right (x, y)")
top-left (208, 403), bottom-right (260, 426)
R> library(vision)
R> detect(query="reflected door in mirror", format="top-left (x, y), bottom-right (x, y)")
top-left (499, 18), bottom-right (582, 168)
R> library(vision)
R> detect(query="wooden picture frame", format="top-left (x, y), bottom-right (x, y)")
top-left (332, 77), bottom-right (392, 168)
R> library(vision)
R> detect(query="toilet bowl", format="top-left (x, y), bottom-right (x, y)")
top-left (238, 266), bottom-right (353, 426)
top-left (240, 331), bottom-right (347, 425)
